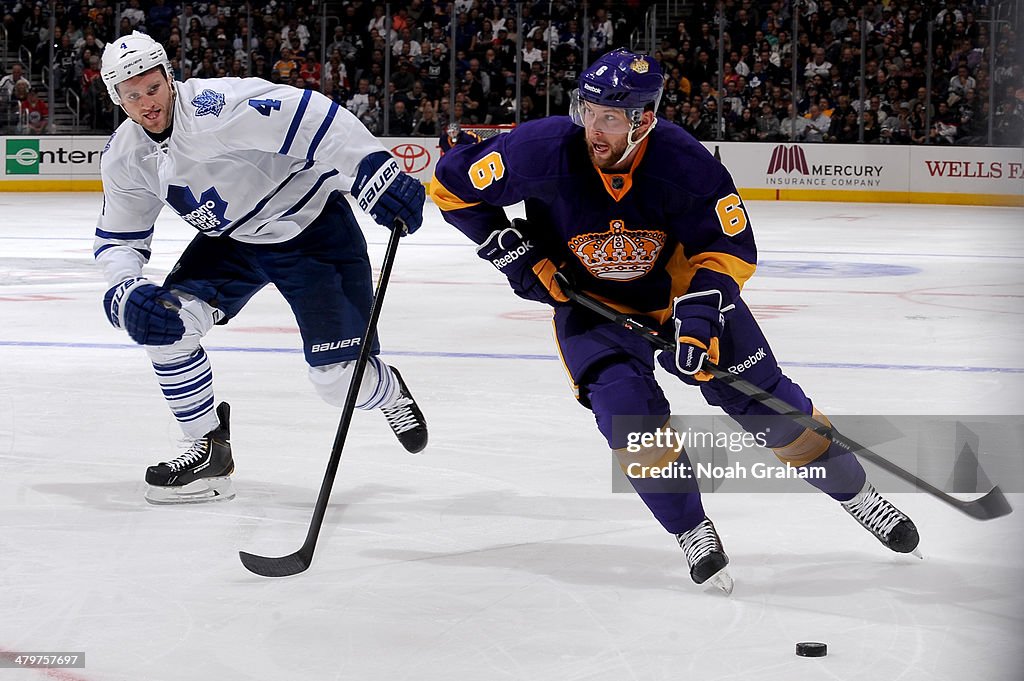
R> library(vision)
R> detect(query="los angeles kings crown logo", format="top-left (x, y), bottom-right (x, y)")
top-left (569, 220), bottom-right (666, 281)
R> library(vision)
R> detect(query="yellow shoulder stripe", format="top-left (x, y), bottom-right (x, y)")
top-left (690, 251), bottom-right (757, 290)
top-left (428, 174), bottom-right (481, 212)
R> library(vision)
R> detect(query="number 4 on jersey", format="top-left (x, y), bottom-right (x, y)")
top-left (248, 98), bottom-right (282, 117)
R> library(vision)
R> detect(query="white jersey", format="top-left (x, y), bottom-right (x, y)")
top-left (94, 77), bottom-right (387, 285)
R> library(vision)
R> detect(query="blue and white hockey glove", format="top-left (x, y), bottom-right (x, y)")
top-left (660, 290), bottom-right (724, 385)
top-left (104, 278), bottom-right (185, 346)
top-left (353, 151), bottom-right (425, 234)
top-left (476, 219), bottom-right (569, 306)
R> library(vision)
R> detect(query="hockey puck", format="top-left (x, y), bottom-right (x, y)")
top-left (795, 642), bottom-right (827, 657)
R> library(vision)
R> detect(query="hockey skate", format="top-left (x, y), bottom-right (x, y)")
top-left (145, 402), bottom-right (235, 505)
top-left (841, 481), bottom-right (921, 556)
top-left (676, 518), bottom-right (734, 594)
top-left (380, 367), bottom-right (428, 454)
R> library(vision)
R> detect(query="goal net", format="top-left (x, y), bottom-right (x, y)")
top-left (463, 124), bottom-right (516, 140)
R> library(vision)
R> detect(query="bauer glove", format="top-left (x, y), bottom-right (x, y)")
top-left (353, 151), bottom-right (425, 234)
top-left (659, 289), bottom-right (724, 385)
top-left (476, 219), bottom-right (569, 306)
top-left (104, 277), bottom-right (184, 346)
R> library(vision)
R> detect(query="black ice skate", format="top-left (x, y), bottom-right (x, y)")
top-left (380, 367), bottom-right (428, 454)
top-left (841, 481), bottom-right (921, 556)
top-left (676, 518), bottom-right (734, 594)
top-left (145, 402), bottom-right (235, 505)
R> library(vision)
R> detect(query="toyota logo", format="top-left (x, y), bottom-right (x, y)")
top-left (391, 143), bottom-right (431, 174)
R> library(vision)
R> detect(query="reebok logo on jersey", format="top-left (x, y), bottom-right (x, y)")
top-left (311, 338), bottom-right (360, 353)
top-left (356, 158), bottom-right (400, 212)
top-left (728, 347), bottom-right (767, 374)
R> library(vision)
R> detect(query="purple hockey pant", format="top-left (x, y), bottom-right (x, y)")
top-left (553, 297), bottom-right (866, 534)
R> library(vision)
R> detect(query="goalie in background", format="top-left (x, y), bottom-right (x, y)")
top-left (438, 122), bottom-right (482, 156)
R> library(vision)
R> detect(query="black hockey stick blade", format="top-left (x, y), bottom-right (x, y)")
top-left (239, 547), bottom-right (312, 578)
top-left (950, 486), bottom-right (1013, 520)
top-left (554, 272), bottom-right (1015, 521)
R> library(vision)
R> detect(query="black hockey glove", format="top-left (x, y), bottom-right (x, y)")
top-left (353, 151), bottom-right (425, 234)
top-left (104, 278), bottom-right (185, 346)
top-left (476, 219), bottom-right (568, 306)
top-left (658, 289), bottom-right (724, 385)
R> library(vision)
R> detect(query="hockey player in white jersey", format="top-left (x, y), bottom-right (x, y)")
top-left (96, 32), bottom-right (428, 504)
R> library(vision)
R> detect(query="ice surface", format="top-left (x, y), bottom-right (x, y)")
top-left (0, 194), bottom-right (1022, 680)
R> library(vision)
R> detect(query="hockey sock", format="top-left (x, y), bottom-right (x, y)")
top-left (152, 347), bottom-right (218, 439)
top-left (308, 356), bottom-right (399, 410)
top-left (750, 409), bottom-right (868, 502)
top-left (359, 357), bottom-right (399, 410)
top-left (798, 443), bottom-right (867, 502)
top-left (620, 448), bottom-right (708, 535)
top-left (583, 360), bottom-right (705, 533)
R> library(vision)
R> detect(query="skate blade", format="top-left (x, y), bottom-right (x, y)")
top-left (706, 567), bottom-right (734, 595)
top-left (145, 477), bottom-right (236, 505)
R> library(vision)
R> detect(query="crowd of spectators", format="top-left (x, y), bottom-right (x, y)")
top-left (0, 0), bottom-right (645, 135)
top-left (0, 1), bottom-right (1020, 146)
top-left (666, 0), bottom-right (1023, 146)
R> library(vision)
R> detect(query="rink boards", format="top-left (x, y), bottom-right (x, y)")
top-left (1, 134), bottom-right (1021, 206)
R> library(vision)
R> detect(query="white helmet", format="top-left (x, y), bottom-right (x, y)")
top-left (101, 31), bottom-right (173, 105)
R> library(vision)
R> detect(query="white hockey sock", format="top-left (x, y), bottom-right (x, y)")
top-left (308, 356), bottom-right (399, 410)
top-left (152, 347), bottom-right (218, 439)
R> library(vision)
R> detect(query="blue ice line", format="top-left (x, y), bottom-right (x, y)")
top-left (0, 340), bottom-right (1021, 374)
top-left (757, 248), bottom-right (1024, 261)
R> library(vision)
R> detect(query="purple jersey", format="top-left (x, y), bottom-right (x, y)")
top-left (431, 116), bottom-right (756, 323)
top-left (432, 115), bottom-right (873, 536)
top-left (438, 129), bottom-right (482, 155)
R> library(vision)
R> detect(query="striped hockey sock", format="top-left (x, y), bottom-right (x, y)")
top-left (152, 347), bottom-right (218, 439)
top-left (357, 356), bottom-right (399, 410)
top-left (309, 356), bottom-right (400, 411)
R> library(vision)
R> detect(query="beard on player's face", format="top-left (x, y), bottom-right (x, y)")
top-left (585, 130), bottom-right (630, 170)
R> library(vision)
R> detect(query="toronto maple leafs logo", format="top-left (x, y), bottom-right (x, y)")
top-left (191, 89), bottom-right (226, 117)
top-left (165, 185), bottom-right (232, 234)
top-left (102, 131), bottom-right (117, 154)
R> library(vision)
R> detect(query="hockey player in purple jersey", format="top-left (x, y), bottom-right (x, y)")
top-left (430, 48), bottom-right (919, 593)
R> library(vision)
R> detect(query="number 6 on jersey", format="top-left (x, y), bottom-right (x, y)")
top-left (715, 193), bottom-right (749, 236)
top-left (469, 151), bottom-right (506, 190)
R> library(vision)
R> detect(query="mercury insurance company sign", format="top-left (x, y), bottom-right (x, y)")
top-left (763, 144), bottom-right (887, 188)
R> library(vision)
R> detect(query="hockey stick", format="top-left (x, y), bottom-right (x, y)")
top-left (552, 272), bottom-right (1012, 521)
top-left (239, 221), bottom-right (407, 577)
